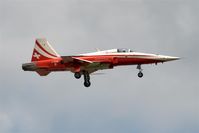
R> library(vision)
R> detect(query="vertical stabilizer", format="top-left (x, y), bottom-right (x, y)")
top-left (31, 38), bottom-right (60, 62)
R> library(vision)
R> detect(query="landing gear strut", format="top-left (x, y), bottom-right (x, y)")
top-left (137, 64), bottom-right (143, 78)
top-left (83, 71), bottom-right (91, 87)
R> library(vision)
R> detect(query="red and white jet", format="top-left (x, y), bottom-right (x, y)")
top-left (22, 38), bottom-right (180, 87)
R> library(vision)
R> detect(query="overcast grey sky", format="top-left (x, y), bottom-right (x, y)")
top-left (0, 0), bottom-right (199, 133)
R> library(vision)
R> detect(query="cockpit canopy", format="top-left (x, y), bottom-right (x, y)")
top-left (117, 48), bottom-right (133, 53)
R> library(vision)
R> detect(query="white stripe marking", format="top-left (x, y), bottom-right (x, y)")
top-left (35, 44), bottom-right (57, 59)
top-left (36, 39), bottom-right (60, 57)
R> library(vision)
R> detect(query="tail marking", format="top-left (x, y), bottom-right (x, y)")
top-left (31, 38), bottom-right (60, 62)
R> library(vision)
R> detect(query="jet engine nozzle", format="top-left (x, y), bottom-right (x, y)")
top-left (22, 63), bottom-right (37, 71)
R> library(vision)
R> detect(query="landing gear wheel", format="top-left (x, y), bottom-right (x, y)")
top-left (138, 72), bottom-right (143, 78)
top-left (84, 81), bottom-right (91, 87)
top-left (74, 72), bottom-right (81, 79)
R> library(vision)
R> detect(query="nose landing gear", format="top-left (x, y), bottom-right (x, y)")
top-left (137, 64), bottom-right (143, 78)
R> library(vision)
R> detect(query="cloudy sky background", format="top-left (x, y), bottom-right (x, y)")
top-left (0, 0), bottom-right (199, 133)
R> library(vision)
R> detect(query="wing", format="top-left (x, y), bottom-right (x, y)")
top-left (61, 56), bottom-right (93, 64)
top-left (61, 56), bottom-right (112, 74)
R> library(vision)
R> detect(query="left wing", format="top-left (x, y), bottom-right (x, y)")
top-left (61, 56), bottom-right (112, 73)
top-left (61, 56), bottom-right (93, 64)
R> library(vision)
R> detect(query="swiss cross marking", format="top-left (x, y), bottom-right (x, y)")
top-left (33, 52), bottom-right (40, 59)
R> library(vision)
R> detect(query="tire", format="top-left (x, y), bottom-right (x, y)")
top-left (74, 72), bottom-right (81, 79)
top-left (138, 72), bottom-right (143, 78)
top-left (84, 81), bottom-right (91, 87)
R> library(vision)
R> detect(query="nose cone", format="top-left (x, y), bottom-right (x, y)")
top-left (158, 55), bottom-right (180, 62)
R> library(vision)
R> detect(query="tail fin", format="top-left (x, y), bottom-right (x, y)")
top-left (31, 38), bottom-right (60, 62)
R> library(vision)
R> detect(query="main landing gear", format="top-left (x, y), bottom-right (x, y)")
top-left (74, 71), bottom-right (91, 87)
top-left (137, 64), bottom-right (143, 78)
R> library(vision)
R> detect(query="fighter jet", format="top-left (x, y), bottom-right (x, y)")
top-left (22, 38), bottom-right (180, 87)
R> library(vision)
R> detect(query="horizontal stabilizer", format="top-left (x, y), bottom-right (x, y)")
top-left (36, 70), bottom-right (50, 76)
